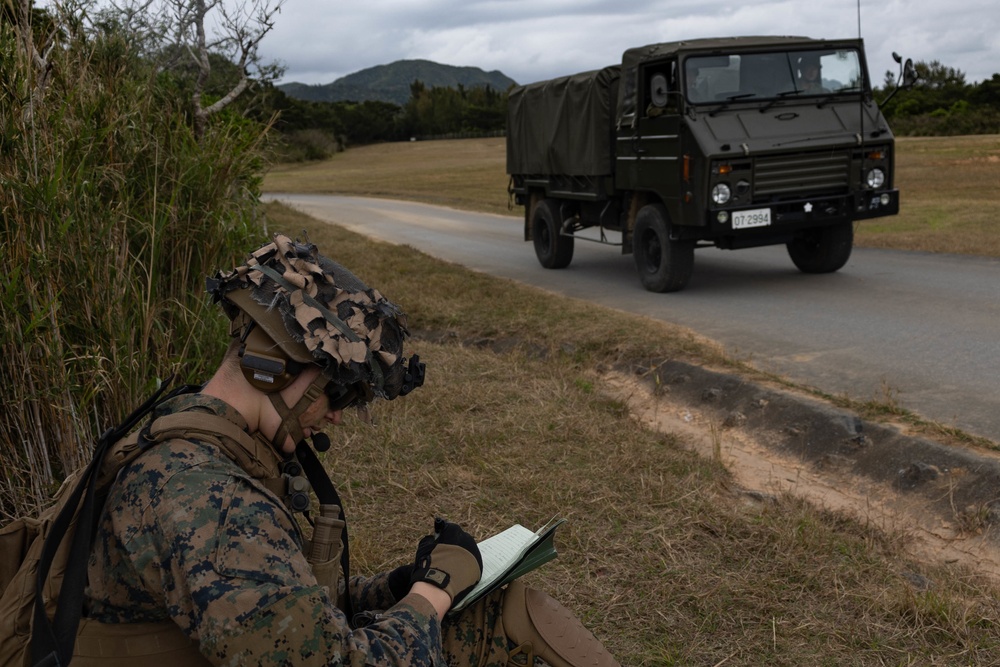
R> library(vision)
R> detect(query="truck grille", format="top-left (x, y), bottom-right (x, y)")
top-left (754, 152), bottom-right (850, 199)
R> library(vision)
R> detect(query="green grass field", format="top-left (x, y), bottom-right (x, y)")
top-left (259, 133), bottom-right (1000, 664)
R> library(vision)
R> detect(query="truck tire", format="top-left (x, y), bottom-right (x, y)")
top-left (532, 199), bottom-right (574, 269)
top-left (632, 204), bottom-right (694, 293)
top-left (787, 222), bottom-right (853, 273)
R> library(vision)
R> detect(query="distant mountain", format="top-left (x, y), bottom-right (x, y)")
top-left (278, 59), bottom-right (517, 106)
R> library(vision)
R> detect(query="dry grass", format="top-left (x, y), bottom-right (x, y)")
top-left (262, 134), bottom-right (1000, 258)
top-left (859, 135), bottom-right (1000, 255)
top-left (264, 137), bottom-right (513, 216)
top-left (268, 203), bottom-right (1000, 666)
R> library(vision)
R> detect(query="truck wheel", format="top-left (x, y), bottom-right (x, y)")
top-left (531, 199), bottom-right (574, 269)
top-left (787, 222), bottom-right (853, 273)
top-left (632, 204), bottom-right (694, 293)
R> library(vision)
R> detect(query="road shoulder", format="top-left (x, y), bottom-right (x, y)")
top-left (604, 359), bottom-right (1000, 580)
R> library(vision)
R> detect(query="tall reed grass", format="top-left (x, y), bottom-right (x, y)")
top-left (0, 20), bottom-right (265, 519)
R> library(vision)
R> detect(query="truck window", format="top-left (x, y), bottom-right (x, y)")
top-left (684, 48), bottom-right (863, 103)
top-left (802, 50), bottom-right (864, 93)
top-left (645, 61), bottom-right (678, 116)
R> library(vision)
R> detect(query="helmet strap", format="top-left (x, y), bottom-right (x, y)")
top-left (267, 373), bottom-right (331, 452)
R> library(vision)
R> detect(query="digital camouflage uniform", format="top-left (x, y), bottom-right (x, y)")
top-left (84, 393), bottom-right (514, 666)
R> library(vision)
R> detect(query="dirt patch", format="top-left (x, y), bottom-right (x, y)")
top-left (602, 360), bottom-right (1000, 580)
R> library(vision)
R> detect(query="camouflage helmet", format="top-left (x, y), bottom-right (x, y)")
top-left (207, 234), bottom-right (423, 407)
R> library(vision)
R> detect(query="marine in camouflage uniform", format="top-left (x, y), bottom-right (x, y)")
top-left (78, 234), bottom-right (618, 667)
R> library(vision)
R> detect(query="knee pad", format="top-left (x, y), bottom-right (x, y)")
top-left (501, 580), bottom-right (619, 667)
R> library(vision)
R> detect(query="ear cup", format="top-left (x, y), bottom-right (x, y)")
top-left (239, 325), bottom-right (297, 393)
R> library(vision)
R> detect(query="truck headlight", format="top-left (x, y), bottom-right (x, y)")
top-left (711, 183), bottom-right (731, 205)
top-left (866, 168), bottom-right (885, 189)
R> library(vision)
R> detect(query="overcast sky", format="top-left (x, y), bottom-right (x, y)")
top-left (261, 0), bottom-right (999, 88)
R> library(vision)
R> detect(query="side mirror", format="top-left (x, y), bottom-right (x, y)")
top-left (878, 53), bottom-right (919, 106)
top-left (902, 58), bottom-right (918, 89)
top-left (650, 73), bottom-right (669, 108)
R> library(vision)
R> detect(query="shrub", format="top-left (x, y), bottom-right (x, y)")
top-left (270, 128), bottom-right (343, 162)
top-left (0, 20), bottom-right (266, 517)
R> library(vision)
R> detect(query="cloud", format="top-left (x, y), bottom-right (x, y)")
top-left (263, 0), bottom-right (999, 86)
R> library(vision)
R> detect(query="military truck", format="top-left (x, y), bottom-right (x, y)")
top-left (506, 36), bottom-right (914, 292)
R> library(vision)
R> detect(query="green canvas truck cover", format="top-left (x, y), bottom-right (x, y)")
top-left (506, 65), bottom-right (620, 177)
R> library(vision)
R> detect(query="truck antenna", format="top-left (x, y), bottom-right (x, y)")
top-left (857, 0), bottom-right (866, 187)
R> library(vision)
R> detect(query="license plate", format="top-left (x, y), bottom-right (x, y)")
top-left (731, 208), bottom-right (771, 230)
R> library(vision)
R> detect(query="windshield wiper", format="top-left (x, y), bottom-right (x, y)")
top-left (816, 86), bottom-right (861, 108)
top-left (709, 93), bottom-right (755, 117)
top-left (759, 89), bottom-right (804, 113)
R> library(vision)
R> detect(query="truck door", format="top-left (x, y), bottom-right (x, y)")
top-left (631, 62), bottom-right (683, 221)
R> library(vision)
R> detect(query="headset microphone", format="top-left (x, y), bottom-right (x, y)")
top-left (310, 432), bottom-right (332, 453)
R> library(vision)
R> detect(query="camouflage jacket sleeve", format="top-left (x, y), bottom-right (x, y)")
top-left (349, 570), bottom-right (404, 613)
top-left (87, 439), bottom-right (444, 666)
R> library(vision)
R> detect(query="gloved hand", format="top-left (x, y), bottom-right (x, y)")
top-left (409, 517), bottom-right (483, 607)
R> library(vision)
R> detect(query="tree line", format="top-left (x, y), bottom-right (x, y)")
top-left (876, 61), bottom-right (1000, 136)
top-left (260, 79), bottom-right (510, 161)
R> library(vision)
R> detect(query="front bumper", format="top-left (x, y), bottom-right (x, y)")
top-left (706, 189), bottom-right (898, 233)
top-left (685, 189), bottom-right (899, 248)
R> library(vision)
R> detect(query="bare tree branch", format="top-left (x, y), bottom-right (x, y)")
top-left (101, 0), bottom-right (284, 140)
top-left (16, 0), bottom-right (63, 125)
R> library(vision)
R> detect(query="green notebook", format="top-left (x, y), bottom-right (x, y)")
top-left (450, 517), bottom-right (566, 613)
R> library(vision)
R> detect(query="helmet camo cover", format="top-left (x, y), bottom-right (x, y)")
top-left (208, 234), bottom-right (413, 401)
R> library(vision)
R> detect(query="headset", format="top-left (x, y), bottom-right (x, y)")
top-left (238, 321), bottom-right (369, 414)
top-left (238, 323), bottom-right (304, 393)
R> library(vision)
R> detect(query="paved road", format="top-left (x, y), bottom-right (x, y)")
top-left (265, 193), bottom-right (1000, 443)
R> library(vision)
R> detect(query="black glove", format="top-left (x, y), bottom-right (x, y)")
top-left (409, 518), bottom-right (483, 607)
top-left (386, 563), bottom-right (414, 601)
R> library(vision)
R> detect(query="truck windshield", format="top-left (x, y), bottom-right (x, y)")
top-left (684, 49), bottom-right (863, 104)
